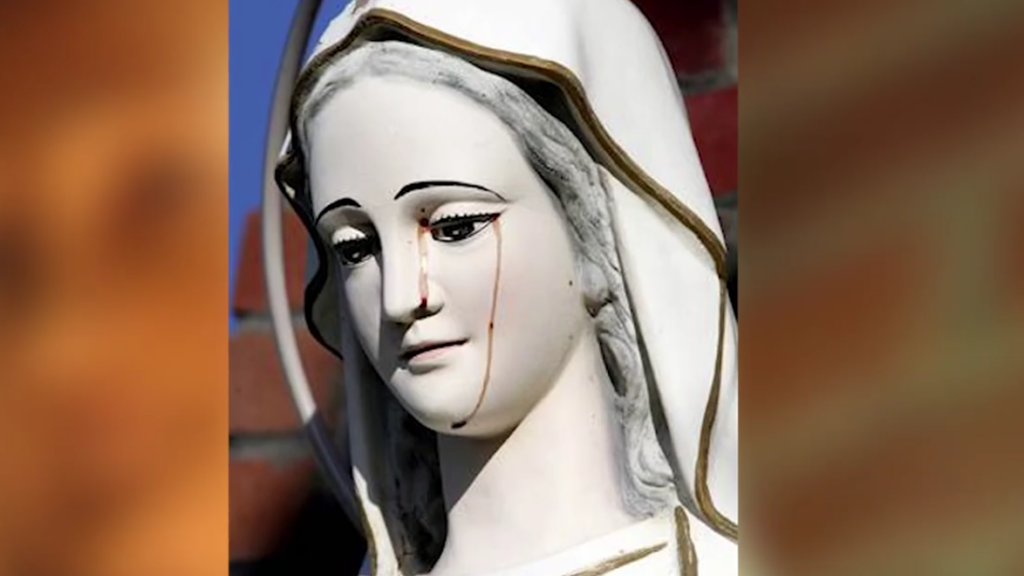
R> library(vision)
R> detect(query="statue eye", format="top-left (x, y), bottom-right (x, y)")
top-left (333, 235), bottom-right (377, 266)
top-left (430, 213), bottom-right (499, 243)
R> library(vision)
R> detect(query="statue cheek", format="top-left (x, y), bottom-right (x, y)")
top-left (343, 271), bottom-right (384, 352)
top-left (452, 218), bottom-right (502, 430)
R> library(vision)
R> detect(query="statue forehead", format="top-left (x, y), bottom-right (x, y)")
top-left (308, 75), bottom-right (513, 148)
top-left (306, 76), bottom-right (526, 204)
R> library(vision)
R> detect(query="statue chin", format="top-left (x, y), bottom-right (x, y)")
top-left (387, 373), bottom-right (510, 438)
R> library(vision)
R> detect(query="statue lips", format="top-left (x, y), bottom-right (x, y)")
top-left (400, 338), bottom-right (468, 371)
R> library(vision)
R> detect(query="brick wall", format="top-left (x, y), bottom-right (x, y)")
top-left (227, 0), bottom-right (738, 572)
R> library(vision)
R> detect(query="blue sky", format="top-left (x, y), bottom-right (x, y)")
top-left (229, 0), bottom-right (350, 330)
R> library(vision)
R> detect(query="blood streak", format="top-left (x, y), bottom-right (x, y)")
top-left (417, 219), bottom-right (429, 309)
top-left (452, 218), bottom-right (502, 430)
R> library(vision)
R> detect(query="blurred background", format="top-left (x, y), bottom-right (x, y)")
top-left (226, 0), bottom-right (737, 574)
top-left (0, 1), bottom-right (228, 575)
top-left (744, 0), bottom-right (1024, 574)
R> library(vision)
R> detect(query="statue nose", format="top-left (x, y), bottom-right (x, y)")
top-left (381, 234), bottom-right (441, 324)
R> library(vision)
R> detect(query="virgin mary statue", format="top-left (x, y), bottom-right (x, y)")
top-left (265, 0), bottom-right (738, 574)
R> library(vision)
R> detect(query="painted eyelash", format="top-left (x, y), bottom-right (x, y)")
top-left (431, 212), bottom-right (498, 225)
top-left (330, 230), bottom-right (369, 246)
top-left (331, 233), bottom-right (378, 267)
top-left (329, 213), bottom-right (496, 248)
top-left (334, 238), bottom-right (371, 249)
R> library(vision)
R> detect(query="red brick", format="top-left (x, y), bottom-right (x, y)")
top-left (686, 86), bottom-right (737, 195)
top-left (232, 208), bottom-right (310, 316)
top-left (230, 328), bottom-right (342, 433)
top-left (229, 458), bottom-right (315, 560)
top-left (631, 0), bottom-right (727, 77)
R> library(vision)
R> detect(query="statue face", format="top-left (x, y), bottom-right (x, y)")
top-left (308, 76), bottom-right (588, 436)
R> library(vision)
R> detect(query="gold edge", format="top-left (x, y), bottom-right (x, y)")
top-left (563, 543), bottom-right (668, 576)
top-left (674, 507), bottom-right (699, 576)
top-left (694, 279), bottom-right (739, 541)
top-left (290, 7), bottom-right (728, 279)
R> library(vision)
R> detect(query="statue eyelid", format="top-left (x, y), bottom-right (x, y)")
top-left (330, 227), bottom-right (369, 246)
top-left (428, 210), bottom-right (500, 227)
top-left (429, 212), bottom-right (500, 243)
top-left (333, 239), bottom-right (377, 267)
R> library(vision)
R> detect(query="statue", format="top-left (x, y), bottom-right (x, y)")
top-left (265, 1), bottom-right (738, 574)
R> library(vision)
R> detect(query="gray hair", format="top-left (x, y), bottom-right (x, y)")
top-left (296, 41), bottom-right (677, 574)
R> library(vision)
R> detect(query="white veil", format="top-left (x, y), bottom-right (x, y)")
top-left (267, 1), bottom-right (738, 574)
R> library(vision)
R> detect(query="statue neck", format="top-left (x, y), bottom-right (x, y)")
top-left (431, 324), bottom-right (637, 576)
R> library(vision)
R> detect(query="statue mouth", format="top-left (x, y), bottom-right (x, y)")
top-left (400, 339), bottom-right (468, 362)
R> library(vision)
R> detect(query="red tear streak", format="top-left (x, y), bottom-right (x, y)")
top-left (417, 219), bottom-right (429, 310)
top-left (452, 218), bottom-right (502, 429)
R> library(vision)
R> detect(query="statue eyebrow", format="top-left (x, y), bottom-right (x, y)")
top-left (393, 180), bottom-right (506, 201)
top-left (315, 180), bottom-right (504, 224)
top-left (315, 197), bottom-right (361, 224)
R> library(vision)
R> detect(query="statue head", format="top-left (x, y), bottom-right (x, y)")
top-left (271, 1), bottom-right (738, 574)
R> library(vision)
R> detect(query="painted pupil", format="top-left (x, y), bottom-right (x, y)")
top-left (441, 221), bottom-right (475, 239)
top-left (433, 215), bottom-right (494, 242)
top-left (338, 238), bottom-right (372, 263)
top-left (336, 214), bottom-right (495, 265)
